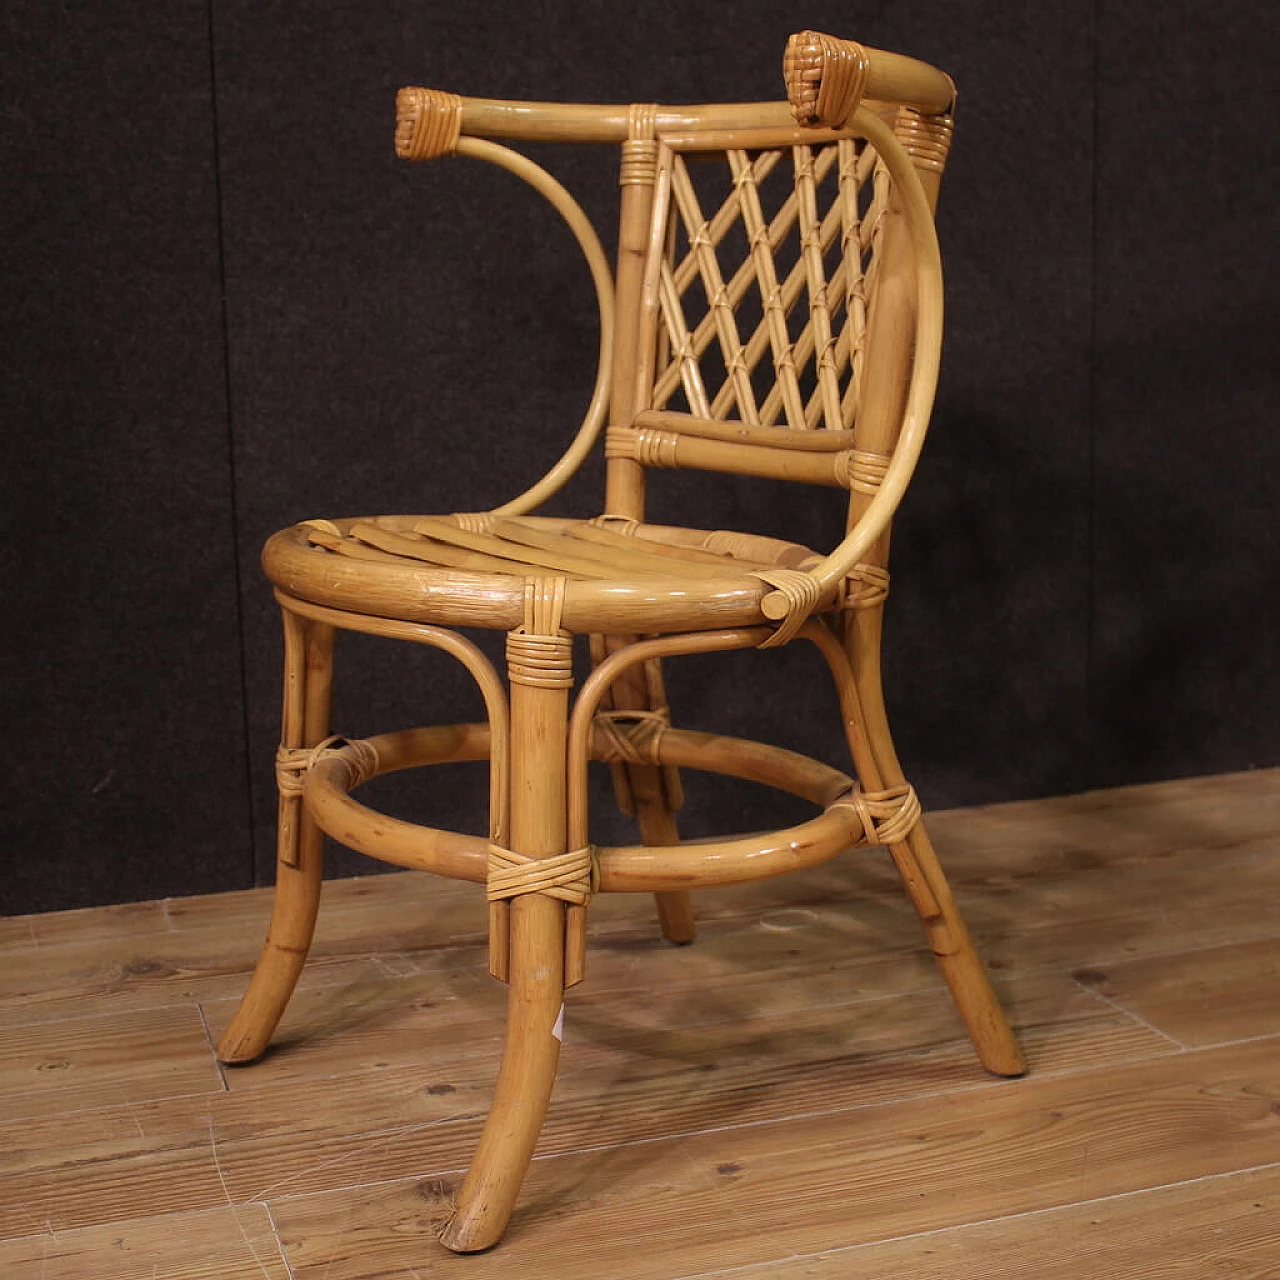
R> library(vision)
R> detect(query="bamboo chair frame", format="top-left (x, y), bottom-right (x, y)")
top-left (218, 32), bottom-right (1024, 1254)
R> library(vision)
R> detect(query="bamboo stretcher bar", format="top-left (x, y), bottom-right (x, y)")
top-left (633, 411), bottom-right (858, 451)
top-left (607, 426), bottom-right (853, 487)
top-left (297, 719), bottom-right (865, 892)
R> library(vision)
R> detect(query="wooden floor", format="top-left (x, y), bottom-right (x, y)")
top-left (1, 769), bottom-right (1278, 1278)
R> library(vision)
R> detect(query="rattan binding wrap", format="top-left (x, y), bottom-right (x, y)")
top-left (784, 30), bottom-right (871, 127)
top-left (395, 87), bottom-right (463, 161)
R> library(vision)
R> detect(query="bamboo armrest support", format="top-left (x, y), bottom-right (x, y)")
top-left (389, 117), bottom-right (616, 516)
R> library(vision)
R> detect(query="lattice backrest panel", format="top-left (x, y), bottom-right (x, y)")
top-left (648, 137), bottom-right (890, 431)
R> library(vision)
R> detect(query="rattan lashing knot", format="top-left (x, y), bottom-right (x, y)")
top-left (844, 562), bottom-right (890, 610)
top-left (605, 425), bottom-right (679, 469)
top-left (843, 448), bottom-right (891, 495)
top-left (783, 31), bottom-right (870, 128)
top-left (487, 844), bottom-right (598, 906)
top-left (593, 708), bottom-right (670, 766)
top-left (508, 577), bottom-right (573, 687)
top-left (506, 631), bottom-right (573, 688)
top-left (394, 87), bottom-right (463, 161)
top-left (452, 511), bottom-right (495, 534)
top-left (589, 513), bottom-right (640, 537)
top-left (275, 736), bottom-right (378, 798)
top-left (893, 107), bottom-right (955, 173)
top-left (834, 783), bottom-right (922, 847)
top-left (752, 568), bottom-right (823, 648)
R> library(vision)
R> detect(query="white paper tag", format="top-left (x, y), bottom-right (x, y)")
top-left (552, 1004), bottom-right (565, 1042)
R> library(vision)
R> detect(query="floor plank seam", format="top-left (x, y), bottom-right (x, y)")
top-left (262, 1201), bottom-right (298, 1280)
top-left (669, 1158), bottom-right (1280, 1279)
top-left (207, 1113), bottom-right (286, 1280)
top-left (1065, 976), bottom-right (1189, 1050)
top-left (198, 1000), bottom-right (232, 1092)
top-left (0, 996), bottom-right (231, 1033)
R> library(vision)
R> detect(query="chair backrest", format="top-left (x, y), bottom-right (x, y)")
top-left (395, 33), bottom-right (956, 594)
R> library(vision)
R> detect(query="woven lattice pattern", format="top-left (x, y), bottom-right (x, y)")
top-left (650, 138), bottom-right (888, 430)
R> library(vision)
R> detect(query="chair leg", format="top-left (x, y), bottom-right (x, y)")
top-left (439, 893), bottom-right (566, 1252)
top-left (885, 819), bottom-right (1025, 1076)
top-left (442, 617), bottom-right (571, 1251)
top-left (595, 637), bottom-right (696, 944)
top-left (637, 790), bottom-right (696, 945)
top-left (841, 612), bottom-right (1025, 1078)
top-left (217, 610), bottom-right (334, 1065)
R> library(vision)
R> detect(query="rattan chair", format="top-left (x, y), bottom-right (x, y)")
top-left (218, 31), bottom-right (1026, 1252)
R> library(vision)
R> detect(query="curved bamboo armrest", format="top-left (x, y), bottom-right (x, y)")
top-left (393, 92), bottom-right (616, 515)
top-left (783, 30), bottom-right (956, 125)
top-left (759, 104), bottom-right (944, 630)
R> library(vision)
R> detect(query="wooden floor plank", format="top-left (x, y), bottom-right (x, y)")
top-left (0, 1005), bottom-right (222, 1120)
top-left (0, 969), bottom-right (1168, 1237)
top-left (268, 1037), bottom-right (1280, 1279)
top-left (1073, 936), bottom-right (1280, 1048)
top-left (0, 768), bottom-right (1277, 1276)
top-left (0, 1204), bottom-right (292, 1280)
top-left (711, 1164), bottom-right (1280, 1279)
top-left (0, 917), bottom-right (37, 951)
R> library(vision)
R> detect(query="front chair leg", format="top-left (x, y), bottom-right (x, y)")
top-left (439, 893), bottom-right (566, 1252)
top-left (218, 608), bottom-right (334, 1065)
top-left (443, 590), bottom-right (575, 1251)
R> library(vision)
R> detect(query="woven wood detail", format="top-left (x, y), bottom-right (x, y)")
top-left (835, 783), bottom-right (922, 846)
top-left (275, 736), bottom-right (378, 797)
top-left (487, 844), bottom-right (598, 905)
top-left (783, 30), bottom-right (870, 128)
top-left (650, 135), bottom-right (885, 436)
top-left (394, 87), bottom-right (463, 161)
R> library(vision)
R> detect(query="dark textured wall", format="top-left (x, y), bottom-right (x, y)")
top-left (2, 3), bottom-right (1275, 914)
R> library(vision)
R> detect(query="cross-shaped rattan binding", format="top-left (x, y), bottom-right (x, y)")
top-left (217, 32), bottom-right (1024, 1257)
top-left (652, 139), bottom-right (887, 430)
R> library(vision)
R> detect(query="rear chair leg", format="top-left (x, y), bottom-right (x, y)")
top-left (595, 637), bottom-right (696, 944)
top-left (217, 609), bottom-right (334, 1065)
top-left (637, 787), bottom-right (696, 944)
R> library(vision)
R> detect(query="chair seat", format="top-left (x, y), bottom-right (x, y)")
top-left (264, 513), bottom-right (835, 634)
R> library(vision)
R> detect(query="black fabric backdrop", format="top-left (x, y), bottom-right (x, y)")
top-left (2, 2), bottom-right (1275, 914)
